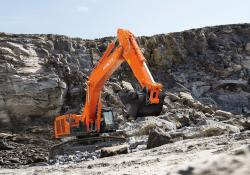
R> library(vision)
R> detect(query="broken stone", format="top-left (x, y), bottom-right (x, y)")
top-left (245, 43), bottom-right (250, 52)
top-left (204, 113), bottom-right (213, 118)
top-left (128, 136), bottom-right (147, 151)
top-left (168, 119), bottom-right (241, 140)
top-left (167, 92), bottom-right (180, 102)
top-left (175, 112), bottom-right (191, 127)
top-left (190, 111), bottom-right (206, 124)
top-left (122, 117), bottom-right (176, 137)
top-left (215, 110), bottom-right (233, 119)
top-left (201, 126), bottom-right (227, 137)
top-left (147, 127), bottom-right (172, 149)
top-left (199, 119), bottom-right (240, 134)
top-left (121, 81), bottom-right (134, 92)
top-left (201, 105), bottom-right (214, 114)
top-left (239, 118), bottom-right (250, 131)
top-left (164, 95), bottom-right (182, 109)
top-left (136, 123), bottom-right (157, 136)
top-left (116, 115), bottom-right (125, 123)
top-left (100, 144), bottom-right (128, 158)
top-left (111, 82), bottom-right (123, 92)
top-left (0, 133), bottom-right (15, 139)
top-left (0, 139), bottom-right (15, 150)
top-left (191, 101), bottom-right (203, 111)
top-left (161, 105), bottom-right (168, 113)
top-left (179, 92), bottom-right (194, 105)
top-left (9, 157), bottom-right (20, 163)
top-left (58, 81), bottom-right (67, 89)
top-left (179, 92), bottom-right (194, 101)
top-left (11, 136), bottom-right (30, 143)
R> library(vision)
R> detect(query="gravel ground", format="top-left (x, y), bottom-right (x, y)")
top-left (1, 131), bottom-right (249, 175)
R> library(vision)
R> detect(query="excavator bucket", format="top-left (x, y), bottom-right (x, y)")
top-left (119, 91), bottom-right (165, 118)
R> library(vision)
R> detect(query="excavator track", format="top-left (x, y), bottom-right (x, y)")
top-left (49, 136), bottom-right (126, 160)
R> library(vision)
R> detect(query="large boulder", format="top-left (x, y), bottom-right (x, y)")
top-left (147, 127), bottom-right (172, 149)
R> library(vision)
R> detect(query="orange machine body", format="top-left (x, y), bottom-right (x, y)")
top-left (54, 29), bottom-right (163, 138)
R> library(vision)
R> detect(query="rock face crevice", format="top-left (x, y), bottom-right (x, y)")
top-left (0, 24), bottom-right (250, 128)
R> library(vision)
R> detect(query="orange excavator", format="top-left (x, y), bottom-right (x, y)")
top-left (50, 29), bottom-right (163, 158)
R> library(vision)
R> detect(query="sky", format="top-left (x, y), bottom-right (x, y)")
top-left (0, 0), bottom-right (249, 39)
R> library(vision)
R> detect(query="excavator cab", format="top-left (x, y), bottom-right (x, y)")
top-left (100, 108), bottom-right (116, 132)
top-left (54, 108), bottom-right (116, 138)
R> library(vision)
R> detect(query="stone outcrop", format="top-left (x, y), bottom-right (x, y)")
top-left (1, 24), bottom-right (250, 129)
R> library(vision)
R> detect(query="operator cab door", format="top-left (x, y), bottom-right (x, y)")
top-left (101, 109), bottom-right (115, 132)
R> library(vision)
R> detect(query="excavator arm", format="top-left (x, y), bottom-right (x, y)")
top-left (117, 29), bottom-right (162, 104)
top-left (54, 29), bottom-right (163, 139)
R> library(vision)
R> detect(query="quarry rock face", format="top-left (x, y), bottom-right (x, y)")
top-left (140, 24), bottom-right (250, 113)
top-left (0, 34), bottom-right (108, 128)
top-left (0, 24), bottom-right (250, 174)
top-left (1, 24), bottom-right (250, 128)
